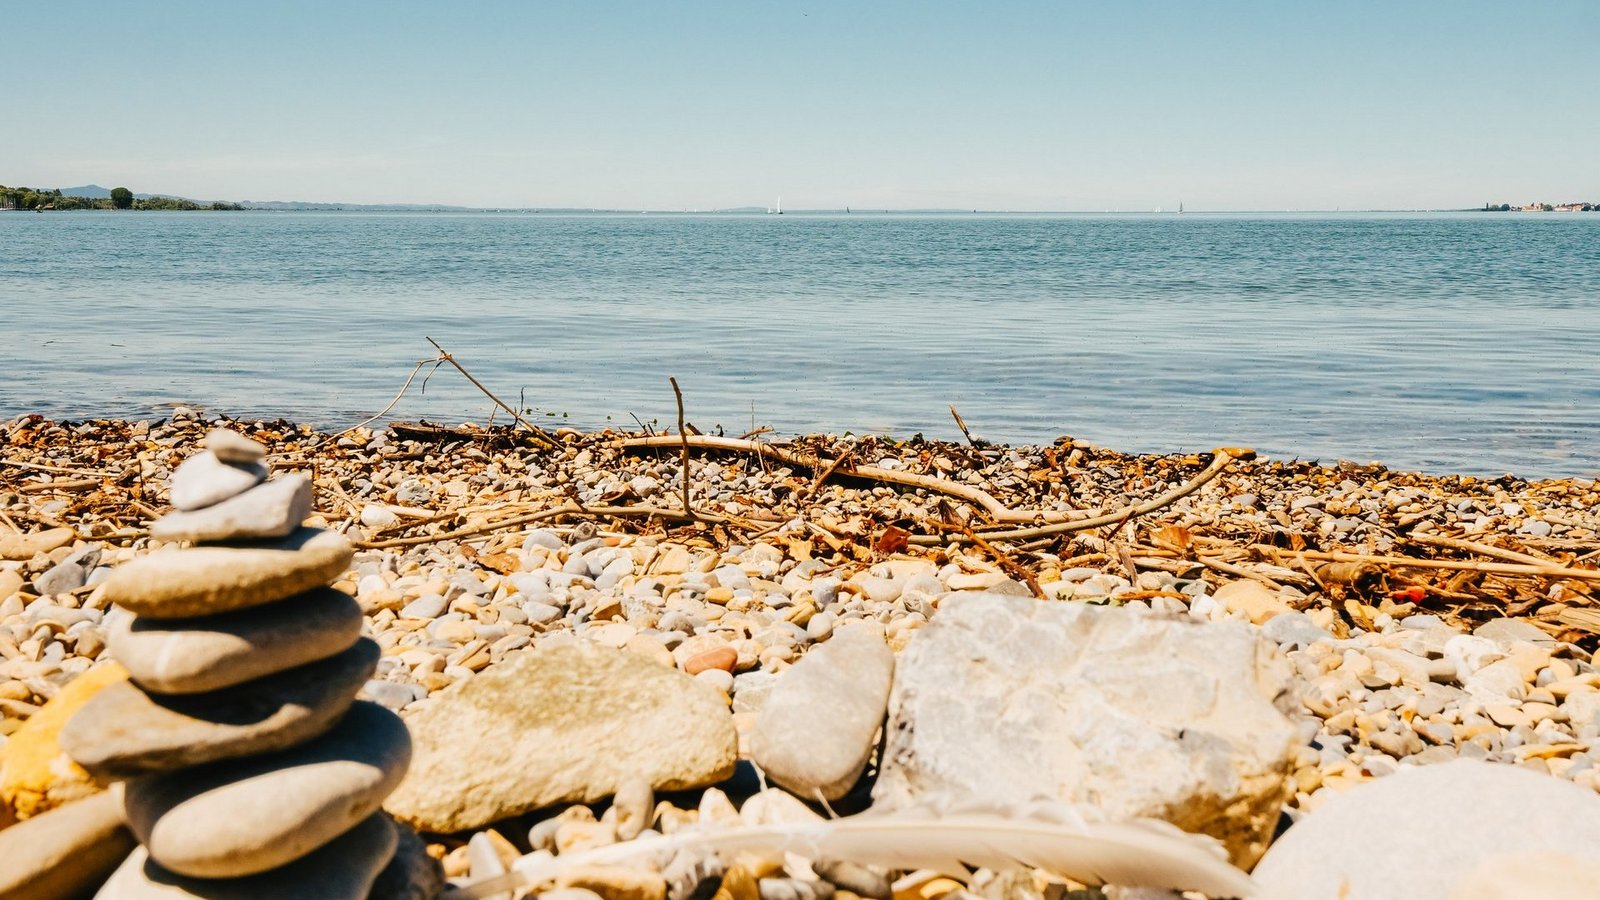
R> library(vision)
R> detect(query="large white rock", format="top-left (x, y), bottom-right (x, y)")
top-left (386, 643), bottom-right (737, 832)
top-left (873, 593), bottom-right (1298, 868)
top-left (1253, 760), bottom-right (1600, 899)
top-left (750, 626), bottom-right (894, 800)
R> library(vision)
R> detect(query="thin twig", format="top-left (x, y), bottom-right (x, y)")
top-left (669, 377), bottom-right (694, 520)
top-left (426, 337), bottom-right (558, 449)
top-left (949, 404), bottom-right (982, 447)
top-left (351, 502), bottom-right (753, 550)
top-left (1407, 532), bottom-right (1561, 567)
top-left (958, 525), bottom-right (1045, 598)
top-left (1255, 546), bottom-right (1600, 582)
top-left (0, 459), bottom-right (116, 478)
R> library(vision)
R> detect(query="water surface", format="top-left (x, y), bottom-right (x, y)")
top-left (2, 211), bottom-right (1595, 478)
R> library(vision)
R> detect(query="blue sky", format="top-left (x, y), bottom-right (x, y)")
top-left (5, 1), bottom-right (1595, 209)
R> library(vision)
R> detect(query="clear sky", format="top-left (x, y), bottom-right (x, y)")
top-left (4, 1), bottom-right (1595, 210)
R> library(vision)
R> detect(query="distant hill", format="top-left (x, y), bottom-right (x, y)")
top-left (54, 185), bottom-right (203, 202)
top-left (56, 184), bottom-right (112, 198)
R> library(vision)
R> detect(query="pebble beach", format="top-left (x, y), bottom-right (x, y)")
top-left (3, 408), bottom-right (1599, 898)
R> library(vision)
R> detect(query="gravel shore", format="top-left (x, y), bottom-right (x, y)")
top-left (2, 410), bottom-right (1598, 896)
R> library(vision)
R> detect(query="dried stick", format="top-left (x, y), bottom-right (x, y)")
top-left (352, 502), bottom-right (769, 550)
top-left (426, 337), bottom-right (558, 448)
top-left (0, 460), bottom-right (117, 478)
top-left (1196, 554), bottom-right (1284, 589)
top-left (670, 377), bottom-right (693, 519)
top-left (1254, 547), bottom-right (1600, 583)
top-left (619, 434), bottom-right (1197, 526)
top-left (959, 525), bottom-right (1045, 598)
top-left (949, 405), bottom-right (982, 447)
top-left (18, 479), bottom-right (100, 494)
top-left (1407, 532), bottom-right (1560, 567)
top-left (907, 450), bottom-right (1243, 545)
top-left (318, 355), bottom-right (442, 447)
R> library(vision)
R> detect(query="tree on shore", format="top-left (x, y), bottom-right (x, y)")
top-left (110, 187), bottom-right (133, 209)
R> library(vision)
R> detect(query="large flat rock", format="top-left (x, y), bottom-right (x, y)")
top-left (109, 587), bottom-right (363, 694)
top-left (103, 528), bottom-right (353, 619)
top-left (386, 643), bottom-right (738, 833)
top-left (873, 593), bottom-right (1298, 868)
top-left (63, 639), bottom-right (378, 779)
top-left (749, 626), bottom-right (894, 800)
top-left (1253, 760), bottom-right (1600, 899)
top-left (124, 702), bottom-right (410, 879)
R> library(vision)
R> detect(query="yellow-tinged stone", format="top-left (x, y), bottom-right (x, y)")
top-left (1214, 579), bottom-right (1294, 625)
top-left (1320, 773), bottom-right (1368, 793)
top-left (712, 864), bottom-right (760, 900)
top-left (783, 600), bottom-right (816, 627)
top-left (1522, 701), bottom-right (1564, 723)
top-left (1515, 742), bottom-right (1587, 761)
top-left (558, 864), bottom-right (667, 900)
top-left (892, 872), bottom-right (965, 900)
top-left (1485, 705), bottom-right (1531, 728)
top-left (623, 634), bottom-right (675, 670)
top-left (705, 586), bottom-right (735, 605)
top-left (916, 878), bottom-right (965, 900)
top-left (0, 662), bottom-right (127, 821)
top-left (1546, 675), bottom-right (1600, 698)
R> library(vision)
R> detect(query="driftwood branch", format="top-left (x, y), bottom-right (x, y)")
top-left (616, 434), bottom-right (1203, 526)
top-left (425, 337), bottom-right (558, 449)
top-left (908, 450), bottom-right (1245, 545)
top-left (1254, 546), bottom-right (1600, 583)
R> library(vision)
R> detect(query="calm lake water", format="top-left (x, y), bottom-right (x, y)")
top-left (2, 211), bottom-right (1596, 478)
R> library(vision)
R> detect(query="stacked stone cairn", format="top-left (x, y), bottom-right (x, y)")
top-left (51, 429), bottom-right (415, 896)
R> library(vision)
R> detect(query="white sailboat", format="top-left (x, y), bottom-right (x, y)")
top-left (776, 195), bottom-right (783, 215)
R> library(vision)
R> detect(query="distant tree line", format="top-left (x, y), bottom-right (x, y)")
top-left (0, 184), bottom-right (243, 211)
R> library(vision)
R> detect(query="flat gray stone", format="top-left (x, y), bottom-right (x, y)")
top-left (109, 587), bottom-right (362, 694)
top-left (103, 528), bottom-right (354, 619)
top-left (1474, 617), bottom-right (1558, 646)
top-left (62, 639), bottom-right (379, 779)
top-left (750, 627), bottom-right (894, 800)
top-left (125, 702), bottom-right (410, 879)
top-left (873, 592), bottom-right (1298, 869)
top-left (0, 787), bottom-right (134, 899)
top-left (169, 452), bottom-right (267, 511)
top-left (1253, 760), bottom-right (1600, 900)
top-left (151, 476), bottom-right (312, 544)
top-left (386, 643), bottom-right (737, 833)
top-left (204, 429), bottom-right (266, 465)
top-left (95, 813), bottom-right (395, 899)
top-left (33, 544), bottom-right (101, 596)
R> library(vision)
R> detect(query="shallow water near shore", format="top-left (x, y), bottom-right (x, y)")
top-left (2, 210), bottom-right (1596, 478)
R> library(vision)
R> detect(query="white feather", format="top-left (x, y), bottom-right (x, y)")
top-left (443, 802), bottom-right (1254, 899)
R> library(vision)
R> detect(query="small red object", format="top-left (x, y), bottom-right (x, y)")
top-left (1390, 587), bottom-right (1428, 603)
